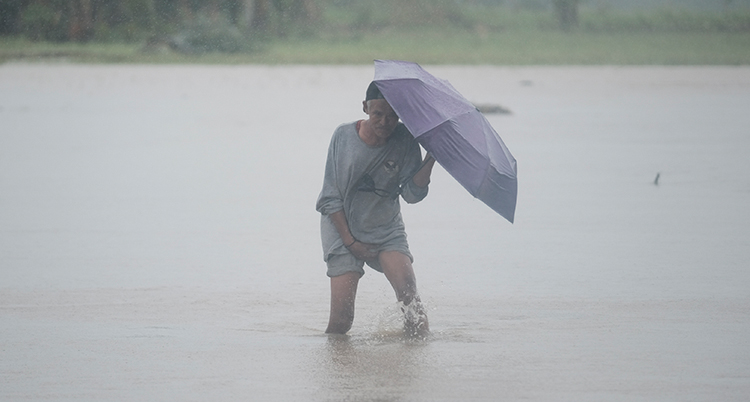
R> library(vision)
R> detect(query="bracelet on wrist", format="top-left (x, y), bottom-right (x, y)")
top-left (345, 239), bottom-right (357, 248)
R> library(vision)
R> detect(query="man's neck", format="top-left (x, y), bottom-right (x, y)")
top-left (358, 119), bottom-right (387, 147)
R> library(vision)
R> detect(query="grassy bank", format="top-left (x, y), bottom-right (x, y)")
top-left (2, 29), bottom-right (749, 65)
top-left (256, 29), bottom-right (750, 65)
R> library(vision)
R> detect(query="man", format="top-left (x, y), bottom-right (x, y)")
top-left (316, 82), bottom-right (436, 336)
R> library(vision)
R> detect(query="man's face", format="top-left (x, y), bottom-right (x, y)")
top-left (364, 99), bottom-right (399, 140)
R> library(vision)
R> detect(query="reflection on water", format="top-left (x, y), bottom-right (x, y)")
top-left (309, 302), bottom-right (432, 401)
top-left (318, 333), bottom-right (429, 402)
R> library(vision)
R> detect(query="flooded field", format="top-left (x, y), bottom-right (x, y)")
top-left (1, 64), bottom-right (749, 401)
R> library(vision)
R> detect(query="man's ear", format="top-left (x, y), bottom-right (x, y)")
top-left (362, 100), bottom-right (368, 114)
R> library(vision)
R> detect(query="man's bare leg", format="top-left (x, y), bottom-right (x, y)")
top-left (326, 272), bottom-right (360, 334)
top-left (379, 250), bottom-right (429, 337)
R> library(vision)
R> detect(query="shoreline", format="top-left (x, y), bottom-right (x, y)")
top-left (2, 30), bottom-right (750, 66)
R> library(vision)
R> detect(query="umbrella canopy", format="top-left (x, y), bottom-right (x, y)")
top-left (373, 59), bottom-right (518, 223)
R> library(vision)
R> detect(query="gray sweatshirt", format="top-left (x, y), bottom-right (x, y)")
top-left (316, 121), bottom-right (429, 259)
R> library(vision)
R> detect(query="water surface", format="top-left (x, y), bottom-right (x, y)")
top-left (1, 64), bottom-right (749, 401)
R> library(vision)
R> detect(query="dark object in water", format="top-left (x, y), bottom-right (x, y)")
top-left (473, 103), bottom-right (512, 115)
top-left (654, 173), bottom-right (660, 186)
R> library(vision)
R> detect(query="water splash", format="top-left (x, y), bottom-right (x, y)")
top-left (365, 301), bottom-right (430, 342)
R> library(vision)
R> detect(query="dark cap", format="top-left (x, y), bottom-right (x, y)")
top-left (365, 81), bottom-right (385, 101)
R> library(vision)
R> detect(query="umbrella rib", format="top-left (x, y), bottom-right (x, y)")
top-left (375, 77), bottom-right (470, 100)
top-left (375, 78), bottom-right (476, 135)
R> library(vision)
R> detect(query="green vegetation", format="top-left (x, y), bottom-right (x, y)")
top-left (234, 30), bottom-right (750, 65)
top-left (1, 1), bottom-right (749, 65)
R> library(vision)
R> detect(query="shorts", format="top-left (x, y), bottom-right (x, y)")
top-left (325, 234), bottom-right (413, 278)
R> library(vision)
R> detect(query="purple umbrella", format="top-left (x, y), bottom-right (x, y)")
top-left (373, 59), bottom-right (518, 223)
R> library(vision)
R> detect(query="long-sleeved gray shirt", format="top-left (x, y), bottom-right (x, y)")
top-left (316, 121), bottom-right (429, 259)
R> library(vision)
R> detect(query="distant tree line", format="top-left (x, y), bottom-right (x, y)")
top-left (553, 0), bottom-right (579, 30)
top-left (2, 0), bottom-right (746, 48)
top-left (0, 0), bottom-right (590, 42)
top-left (0, 0), bottom-right (320, 42)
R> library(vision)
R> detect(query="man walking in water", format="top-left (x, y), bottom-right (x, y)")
top-left (316, 82), bottom-right (436, 337)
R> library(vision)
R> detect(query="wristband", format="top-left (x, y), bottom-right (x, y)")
top-left (345, 239), bottom-right (357, 248)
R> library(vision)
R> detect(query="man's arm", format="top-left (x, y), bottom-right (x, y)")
top-left (329, 210), bottom-right (355, 246)
top-left (411, 153), bottom-right (436, 188)
top-left (400, 152), bottom-right (435, 204)
top-left (329, 210), bottom-right (379, 262)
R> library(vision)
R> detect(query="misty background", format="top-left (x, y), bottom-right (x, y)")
top-left (1, 0), bottom-right (749, 55)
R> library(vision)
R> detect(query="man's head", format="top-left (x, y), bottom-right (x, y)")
top-left (365, 81), bottom-right (385, 102)
top-left (362, 82), bottom-right (399, 140)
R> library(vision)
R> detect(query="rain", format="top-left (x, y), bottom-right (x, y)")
top-left (2, 1), bottom-right (750, 401)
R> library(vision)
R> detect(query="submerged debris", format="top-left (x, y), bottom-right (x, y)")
top-left (473, 103), bottom-right (512, 115)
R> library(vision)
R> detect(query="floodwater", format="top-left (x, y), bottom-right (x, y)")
top-left (1, 64), bottom-right (749, 401)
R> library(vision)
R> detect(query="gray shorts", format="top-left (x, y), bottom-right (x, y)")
top-left (325, 235), bottom-right (413, 277)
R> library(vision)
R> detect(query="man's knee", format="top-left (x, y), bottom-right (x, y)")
top-left (327, 272), bottom-right (359, 334)
top-left (379, 250), bottom-right (413, 270)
